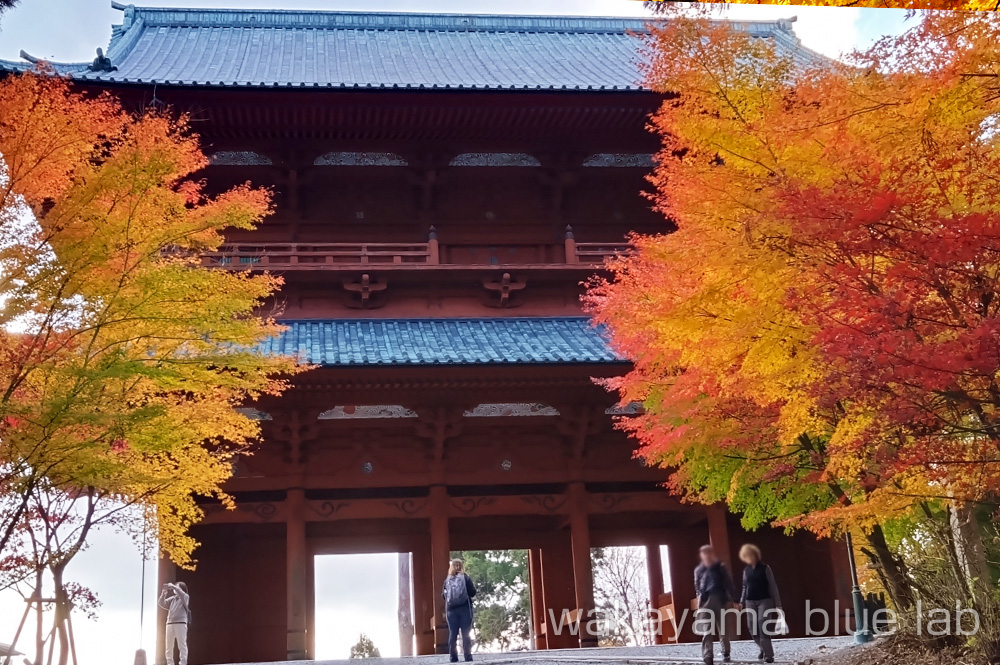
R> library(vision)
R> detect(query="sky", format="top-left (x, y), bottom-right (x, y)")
top-left (0, 1), bottom-right (913, 664)
top-left (315, 554), bottom-right (403, 660)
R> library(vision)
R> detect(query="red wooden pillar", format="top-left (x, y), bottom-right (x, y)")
top-left (569, 484), bottom-right (597, 647)
top-left (707, 505), bottom-right (733, 571)
top-left (154, 557), bottom-right (177, 665)
top-left (412, 543), bottom-right (436, 655)
top-left (830, 538), bottom-right (855, 636)
top-left (540, 534), bottom-right (577, 650)
top-left (286, 487), bottom-right (309, 660)
top-left (646, 544), bottom-right (666, 644)
top-left (306, 548), bottom-right (316, 660)
top-left (528, 548), bottom-right (547, 649)
top-left (430, 485), bottom-right (451, 654)
top-left (667, 531), bottom-right (702, 643)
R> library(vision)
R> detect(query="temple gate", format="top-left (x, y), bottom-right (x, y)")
top-left (0, 6), bottom-right (849, 664)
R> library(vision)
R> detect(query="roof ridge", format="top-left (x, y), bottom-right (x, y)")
top-left (109, 3), bottom-right (799, 35)
top-left (111, 3), bottom-right (652, 34)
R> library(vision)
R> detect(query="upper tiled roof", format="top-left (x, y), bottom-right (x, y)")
top-left (0, 3), bottom-right (823, 90)
top-left (261, 318), bottom-right (623, 366)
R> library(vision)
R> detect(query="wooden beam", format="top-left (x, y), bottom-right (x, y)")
top-left (198, 489), bottom-right (688, 525)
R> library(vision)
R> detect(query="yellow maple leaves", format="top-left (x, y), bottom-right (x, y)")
top-left (0, 74), bottom-right (300, 568)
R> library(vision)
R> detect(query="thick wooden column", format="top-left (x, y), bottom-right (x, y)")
top-left (286, 488), bottom-right (308, 660)
top-left (528, 548), bottom-right (547, 649)
top-left (306, 549), bottom-right (316, 660)
top-left (707, 506), bottom-right (733, 571)
top-left (667, 531), bottom-right (702, 643)
top-left (430, 486), bottom-right (451, 654)
top-left (569, 484), bottom-right (597, 647)
top-left (154, 557), bottom-right (177, 665)
top-left (540, 534), bottom-right (577, 649)
top-left (398, 553), bottom-right (414, 656)
top-left (412, 543), bottom-right (435, 655)
top-left (646, 544), bottom-right (667, 644)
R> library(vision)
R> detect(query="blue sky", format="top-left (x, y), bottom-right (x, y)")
top-left (0, 2), bottom-right (913, 664)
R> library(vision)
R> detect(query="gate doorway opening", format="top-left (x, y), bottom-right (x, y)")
top-left (314, 552), bottom-right (412, 660)
top-left (450, 550), bottom-right (532, 653)
top-left (592, 545), bottom-right (672, 647)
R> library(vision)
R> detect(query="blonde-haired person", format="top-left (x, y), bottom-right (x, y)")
top-left (738, 544), bottom-right (782, 664)
top-left (442, 559), bottom-right (478, 662)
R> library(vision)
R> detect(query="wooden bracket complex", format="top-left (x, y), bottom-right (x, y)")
top-left (343, 273), bottom-right (387, 308)
top-left (483, 272), bottom-right (526, 307)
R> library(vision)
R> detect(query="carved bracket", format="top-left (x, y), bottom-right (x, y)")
top-left (451, 496), bottom-right (498, 516)
top-left (343, 273), bottom-right (387, 309)
top-left (520, 494), bottom-right (569, 514)
top-left (482, 272), bottom-right (526, 308)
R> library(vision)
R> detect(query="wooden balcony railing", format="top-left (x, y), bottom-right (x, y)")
top-left (202, 227), bottom-right (633, 271)
top-left (572, 242), bottom-right (634, 265)
top-left (202, 242), bottom-right (434, 269)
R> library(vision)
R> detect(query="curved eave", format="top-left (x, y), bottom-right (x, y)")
top-left (0, 66), bottom-right (651, 93)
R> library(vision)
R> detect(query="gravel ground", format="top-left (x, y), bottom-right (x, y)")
top-left (811, 634), bottom-right (985, 665)
top-left (222, 636), bottom-right (854, 665)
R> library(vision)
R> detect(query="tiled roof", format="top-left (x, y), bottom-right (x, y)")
top-left (260, 318), bottom-right (624, 366)
top-left (0, 4), bottom-right (824, 90)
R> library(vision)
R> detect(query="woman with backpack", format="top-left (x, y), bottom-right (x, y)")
top-left (442, 559), bottom-right (477, 662)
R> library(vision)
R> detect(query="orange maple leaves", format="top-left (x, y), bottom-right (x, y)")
top-left (588, 12), bottom-right (1000, 539)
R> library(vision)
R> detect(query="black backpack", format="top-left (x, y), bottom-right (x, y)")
top-left (444, 574), bottom-right (469, 608)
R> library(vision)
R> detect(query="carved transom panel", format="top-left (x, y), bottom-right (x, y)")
top-left (449, 152), bottom-right (541, 167)
top-left (463, 403), bottom-right (560, 417)
top-left (582, 153), bottom-right (655, 168)
top-left (604, 402), bottom-right (645, 415)
top-left (318, 404), bottom-right (418, 420)
top-left (235, 407), bottom-right (272, 420)
top-left (313, 152), bottom-right (408, 166)
top-left (208, 151), bottom-right (273, 166)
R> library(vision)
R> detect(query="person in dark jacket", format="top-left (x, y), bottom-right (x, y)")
top-left (739, 544), bottom-right (783, 663)
top-left (694, 545), bottom-right (736, 665)
top-left (442, 559), bottom-right (478, 663)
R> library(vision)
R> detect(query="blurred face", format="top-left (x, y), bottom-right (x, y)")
top-left (740, 551), bottom-right (759, 566)
top-left (699, 548), bottom-right (716, 567)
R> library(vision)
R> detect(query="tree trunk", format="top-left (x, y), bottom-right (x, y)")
top-left (863, 526), bottom-right (914, 610)
top-left (949, 501), bottom-right (989, 601)
top-left (35, 573), bottom-right (45, 665)
top-left (398, 552), bottom-right (414, 657)
top-left (51, 565), bottom-right (70, 665)
top-left (941, 506), bottom-right (974, 605)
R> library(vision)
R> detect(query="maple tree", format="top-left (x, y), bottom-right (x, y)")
top-left (0, 73), bottom-right (298, 663)
top-left (587, 10), bottom-right (1000, 615)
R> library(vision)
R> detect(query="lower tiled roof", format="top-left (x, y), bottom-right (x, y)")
top-left (262, 317), bottom-right (623, 366)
